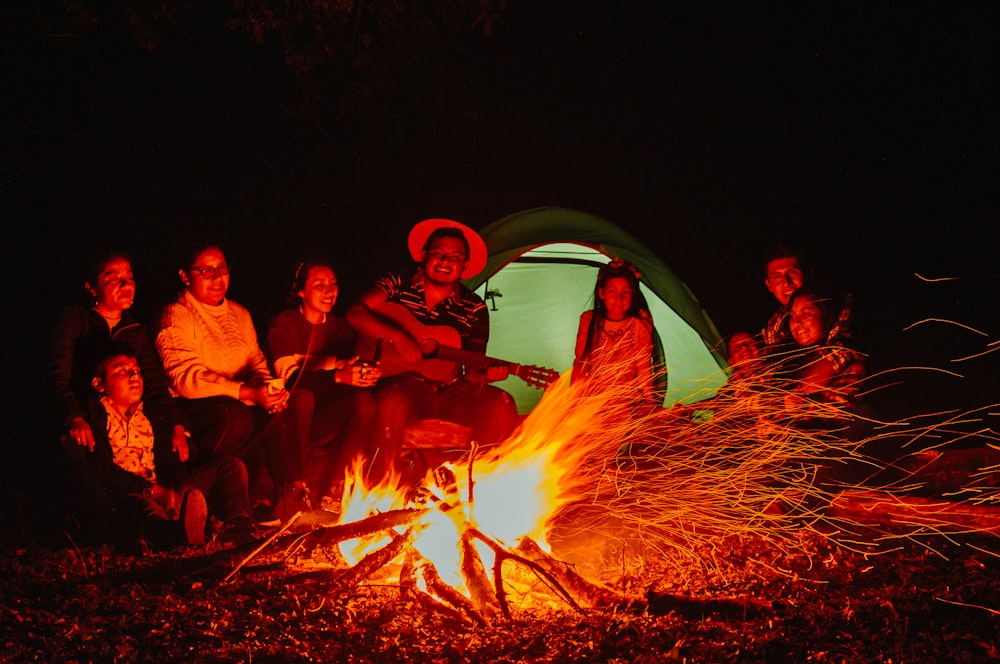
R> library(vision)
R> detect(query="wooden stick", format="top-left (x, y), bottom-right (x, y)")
top-left (515, 536), bottom-right (622, 608)
top-left (413, 586), bottom-right (477, 627)
top-left (222, 511), bottom-right (302, 584)
top-left (304, 508), bottom-right (429, 549)
top-left (334, 527), bottom-right (413, 589)
top-left (466, 527), bottom-right (583, 614)
top-left (461, 531), bottom-right (501, 617)
top-left (421, 561), bottom-right (487, 626)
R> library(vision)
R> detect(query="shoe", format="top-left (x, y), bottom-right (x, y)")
top-left (273, 481), bottom-right (312, 524)
top-left (219, 516), bottom-right (259, 546)
top-left (179, 489), bottom-right (208, 546)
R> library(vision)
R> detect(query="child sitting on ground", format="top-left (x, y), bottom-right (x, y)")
top-left (80, 343), bottom-right (255, 548)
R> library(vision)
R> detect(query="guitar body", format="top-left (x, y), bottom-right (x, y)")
top-left (354, 302), bottom-right (463, 383)
top-left (355, 301), bottom-right (561, 389)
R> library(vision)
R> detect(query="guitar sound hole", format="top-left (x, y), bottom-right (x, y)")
top-left (419, 338), bottom-right (440, 357)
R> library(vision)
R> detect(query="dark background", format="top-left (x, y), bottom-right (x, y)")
top-left (4, 2), bottom-right (998, 469)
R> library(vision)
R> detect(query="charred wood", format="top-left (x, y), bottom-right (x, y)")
top-left (514, 536), bottom-right (623, 608)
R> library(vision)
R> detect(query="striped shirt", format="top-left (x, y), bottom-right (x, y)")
top-left (374, 272), bottom-right (490, 353)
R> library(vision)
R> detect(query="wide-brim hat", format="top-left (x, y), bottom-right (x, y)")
top-left (407, 218), bottom-right (488, 280)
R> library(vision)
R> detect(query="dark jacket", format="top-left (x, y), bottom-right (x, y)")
top-left (48, 305), bottom-right (185, 429)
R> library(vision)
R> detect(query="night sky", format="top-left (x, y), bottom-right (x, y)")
top-left (5, 2), bottom-right (999, 432)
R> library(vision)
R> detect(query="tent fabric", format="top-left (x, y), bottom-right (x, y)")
top-left (465, 207), bottom-right (729, 413)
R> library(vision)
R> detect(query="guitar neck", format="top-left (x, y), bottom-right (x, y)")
top-left (433, 345), bottom-right (519, 374)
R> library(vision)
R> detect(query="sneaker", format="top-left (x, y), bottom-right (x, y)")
top-left (179, 489), bottom-right (208, 546)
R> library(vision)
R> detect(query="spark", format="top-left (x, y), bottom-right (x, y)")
top-left (903, 318), bottom-right (988, 336)
top-left (914, 273), bottom-right (959, 283)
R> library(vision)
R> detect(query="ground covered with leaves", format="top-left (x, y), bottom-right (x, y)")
top-left (3, 514), bottom-right (999, 664)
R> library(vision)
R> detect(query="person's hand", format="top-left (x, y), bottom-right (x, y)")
top-left (66, 417), bottom-right (95, 452)
top-left (337, 358), bottom-right (381, 387)
top-left (310, 354), bottom-right (342, 372)
top-left (485, 364), bottom-right (510, 383)
top-left (389, 332), bottom-right (422, 365)
top-left (171, 425), bottom-right (190, 463)
top-left (254, 385), bottom-right (290, 414)
top-left (151, 484), bottom-right (181, 519)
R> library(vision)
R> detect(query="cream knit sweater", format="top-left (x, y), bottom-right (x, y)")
top-left (156, 290), bottom-right (272, 401)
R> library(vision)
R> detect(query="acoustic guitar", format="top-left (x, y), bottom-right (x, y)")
top-left (355, 301), bottom-right (560, 389)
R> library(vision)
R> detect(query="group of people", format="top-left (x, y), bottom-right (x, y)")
top-left (724, 244), bottom-right (864, 420)
top-left (48, 214), bottom-right (862, 551)
top-left (49, 220), bottom-right (523, 549)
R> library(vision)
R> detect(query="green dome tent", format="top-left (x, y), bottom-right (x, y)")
top-left (465, 207), bottom-right (730, 413)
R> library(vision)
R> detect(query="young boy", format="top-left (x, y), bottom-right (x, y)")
top-left (81, 343), bottom-right (254, 548)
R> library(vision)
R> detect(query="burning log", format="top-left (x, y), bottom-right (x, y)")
top-left (514, 536), bottom-right (623, 609)
top-left (301, 507), bottom-right (429, 550)
top-left (334, 526), bottom-right (415, 590)
top-left (420, 560), bottom-right (488, 626)
top-left (826, 489), bottom-right (1000, 533)
top-left (413, 586), bottom-right (480, 629)
top-left (465, 527), bottom-right (583, 618)
top-left (644, 589), bottom-right (773, 618)
top-left (460, 531), bottom-right (501, 617)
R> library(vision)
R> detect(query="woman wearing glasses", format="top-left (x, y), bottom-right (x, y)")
top-left (155, 241), bottom-right (311, 524)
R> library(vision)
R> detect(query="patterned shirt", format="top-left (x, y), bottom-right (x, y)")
top-left (101, 397), bottom-right (157, 483)
top-left (763, 292), bottom-right (855, 371)
top-left (374, 272), bottom-right (490, 353)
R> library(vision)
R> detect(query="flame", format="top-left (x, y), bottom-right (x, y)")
top-left (331, 371), bottom-right (632, 591)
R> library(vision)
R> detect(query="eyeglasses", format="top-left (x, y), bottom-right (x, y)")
top-left (189, 264), bottom-right (231, 279)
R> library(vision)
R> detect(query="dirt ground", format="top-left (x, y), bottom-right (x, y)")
top-left (3, 480), bottom-right (999, 664)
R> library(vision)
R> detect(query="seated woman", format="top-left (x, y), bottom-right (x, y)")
top-left (155, 240), bottom-right (310, 523)
top-left (783, 287), bottom-right (866, 421)
top-left (267, 260), bottom-right (379, 510)
top-left (48, 249), bottom-right (191, 538)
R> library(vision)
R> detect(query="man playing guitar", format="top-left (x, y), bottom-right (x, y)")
top-left (346, 218), bottom-right (520, 487)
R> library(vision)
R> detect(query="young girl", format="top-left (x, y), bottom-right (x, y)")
top-left (572, 258), bottom-right (657, 408)
top-left (266, 260), bottom-right (379, 510)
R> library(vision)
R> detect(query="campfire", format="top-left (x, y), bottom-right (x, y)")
top-left (223, 349), bottom-right (1000, 625)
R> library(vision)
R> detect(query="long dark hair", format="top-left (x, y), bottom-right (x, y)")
top-left (580, 258), bottom-right (651, 360)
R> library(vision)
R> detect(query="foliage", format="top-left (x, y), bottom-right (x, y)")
top-left (34, 0), bottom-right (506, 116)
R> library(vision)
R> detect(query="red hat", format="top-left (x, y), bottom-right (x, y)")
top-left (407, 218), bottom-right (488, 280)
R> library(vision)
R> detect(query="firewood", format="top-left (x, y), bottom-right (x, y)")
top-left (334, 527), bottom-right (414, 589)
top-left (514, 536), bottom-right (623, 608)
top-left (645, 589), bottom-right (773, 618)
top-left (827, 489), bottom-right (1000, 533)
top-left (305, 508), bottom-right (429, 548)
top-left (420, 561), bottom-right (487, 626)
top-left (413, 586), bottom-right (478, 628)
top-left (222, 511), bottom-right (303, 584)
top-left (466, 527), bottom-right (583, 616)
top-left (460, 531), bottom-right (501, 617)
